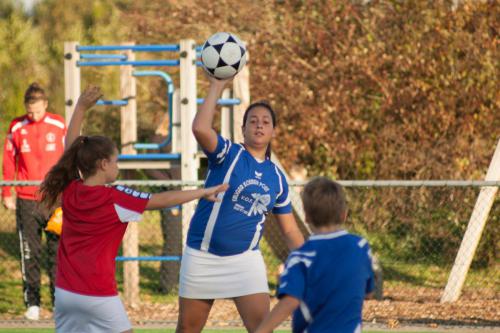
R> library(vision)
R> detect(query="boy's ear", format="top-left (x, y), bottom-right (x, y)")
top-left (99, 158), bottom-right (108, 171)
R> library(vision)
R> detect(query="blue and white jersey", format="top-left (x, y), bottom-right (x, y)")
top-left (278, 230), bottom-right (374, 333)
top-left (187, 135), bottom-right (292, 256)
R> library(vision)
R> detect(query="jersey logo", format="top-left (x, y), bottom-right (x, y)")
top-left (21, 139), bottom-right (31, 153)
top-left (21, 128), bottom-right (28, 135)
top-left (254, 171), bottom-right (262, 180)
top-left (46, 132), bottom-right (56, 142)
top-left (232, 179), bottom-right (271, 216)
top-left (248, 193), bottom-right (270, 216)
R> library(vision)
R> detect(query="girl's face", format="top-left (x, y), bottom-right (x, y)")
top-left (242, 106), bottom-right (275, 149)
top-left (102, 149), bottom-right (120, 183)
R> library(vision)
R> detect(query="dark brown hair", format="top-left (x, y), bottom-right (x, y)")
top-left (39, 136), bottom-right (116, 210)
top-left (302, 177), bottom-right (347, 227)
top-left (242, 101), bottom-right (276, 160)
top-left (24, 83), bottom-right (48, 104)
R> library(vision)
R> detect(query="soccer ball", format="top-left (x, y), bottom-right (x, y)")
top-left (201, 32), bottom-right (247, 80)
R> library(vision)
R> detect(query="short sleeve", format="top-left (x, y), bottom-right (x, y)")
top-left (203, 134), bottom-right (233, 166)
top-left (272, 166), bottom-right (292, 214)
top-left (112, 185), bottom-right (152, 223)
top-left (365, 244), bottom-right (376, 294)
top-left (277, 251), bottom-right (312, 301)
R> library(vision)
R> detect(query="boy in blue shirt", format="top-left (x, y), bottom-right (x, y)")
top-left (256, 177), bottom-right (375, 333)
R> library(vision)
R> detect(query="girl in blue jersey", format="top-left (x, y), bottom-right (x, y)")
top-left (176, 75), bottom-right (305, 333)
top-left (255, 177), bottom-right (375, 333)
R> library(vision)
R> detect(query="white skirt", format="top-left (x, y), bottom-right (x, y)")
top-left (54, 287), bottom-right (131, 333)
top-left (179, 246), bottom-right (269, 299)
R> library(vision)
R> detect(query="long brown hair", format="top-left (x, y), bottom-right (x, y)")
top-left (39, 135), bottom-right (116, 210)
top-left (24, 83), bottom-right (48, 104)
top-left (242, 101), bottom-right (277, 160)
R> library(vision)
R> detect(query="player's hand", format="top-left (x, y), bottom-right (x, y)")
top-left (203, 184), bottom-right (229, 202)
top-left (206, 72), bottom-right (232, 88)
top-left (2, 196), bottom-right (16, 210)
top-left (76, 85), bottom-right (103, 111)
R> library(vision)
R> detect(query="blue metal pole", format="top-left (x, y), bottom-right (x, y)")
top-left (80, 54), bottom-right (127, 60)
top-left (115, 256), bottom-right (181, 262)
top-left (77, 44), bottom-right (181, 52)
top-left (118, 153), bottom-right (181, 160)
top-left (96, 99), bottom-right (129, 106)
top-left (197, 98), bottom-right (241, 106)
top-left (132, 70), bottom-right (175, 150)
top-left (77, 60), bottom-right (180, 67)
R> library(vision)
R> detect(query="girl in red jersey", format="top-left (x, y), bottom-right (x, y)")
top-left (39, 86), bottom-right (227, 333)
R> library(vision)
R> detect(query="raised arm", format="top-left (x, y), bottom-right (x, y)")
top-left (65, 86), bottom-right (102, 149)
top-left (192, 76), bottom-right (231, 153)
top-left (146, 183), bottom-right (228, 210)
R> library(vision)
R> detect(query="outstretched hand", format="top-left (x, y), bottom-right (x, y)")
top-left (76, 85), bottom-right (103, 111)
top-left (203, 183), bottom-right (229, 202)
top-left (205, 72), bottom-right (232, 88)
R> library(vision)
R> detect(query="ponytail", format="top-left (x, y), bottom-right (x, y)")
top-left (39, 137), bottom-right (84, 211)
top-left (39, 135), bottom-right (116, 211)
top-left (265, 143), bottom-right (272, 160)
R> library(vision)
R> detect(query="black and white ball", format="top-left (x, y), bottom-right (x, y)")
top-left (201, 32), bottom-right (247, 80)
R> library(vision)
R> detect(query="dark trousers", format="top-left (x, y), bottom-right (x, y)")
top-left (16, 198), bottom-right (59, 307)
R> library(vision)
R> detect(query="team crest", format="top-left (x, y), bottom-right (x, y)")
top-left (46, 132), bottom-right (56, 142)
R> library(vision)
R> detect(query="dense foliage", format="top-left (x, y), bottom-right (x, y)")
top-left (0, 0), bottom-right (497, 265)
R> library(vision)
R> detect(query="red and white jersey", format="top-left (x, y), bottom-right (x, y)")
top-left (2, 113), bottom-right (66, 200)
top-left (57, 180), bottom-right (151, 296)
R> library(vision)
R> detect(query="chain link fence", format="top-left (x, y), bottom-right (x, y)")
top-left (0, 181), bottom-right (498, 327)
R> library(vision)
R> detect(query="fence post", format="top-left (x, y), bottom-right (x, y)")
top-left (172, 90), bottom-right (181, 154)
top-left (120, 43), bottom-right (140, 305)
top-left (441, 139), bottom-right (500, 302)
top-left (179, 39), bottom-right (198, 245)
top-left (64, 41), bottom-right (80, 125)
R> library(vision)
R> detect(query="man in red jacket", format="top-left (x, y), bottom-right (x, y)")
top-left (2, 83), bottom-right (66, 320)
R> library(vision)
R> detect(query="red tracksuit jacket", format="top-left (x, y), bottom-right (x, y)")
top-left (2, 113), bottom-right (66, 200)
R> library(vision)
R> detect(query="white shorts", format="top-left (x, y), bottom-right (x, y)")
top-left (55, 287), bottom-right (132, 333)
top-left (179, 246), bottom-right (269, 299)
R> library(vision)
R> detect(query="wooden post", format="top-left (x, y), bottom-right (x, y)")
top-left (171, 90), bottom-right (181, 154)
top-left (232, 51), bottom-right (250, 143)
top-left (220, 88), bottom-right (231, 140)
top-left (179, 39), bottom-right (198, 246)
top-left (64, 42), bottom-right (80, 125)
top-left (120, 43), bottom-right (139, 306)
top-left (441, 139), bottom-right (500, 302)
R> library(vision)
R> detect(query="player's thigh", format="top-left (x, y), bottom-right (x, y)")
top-left (176, 297), bottom-right (214, 333)
top-left (234, 293), bottom-right (270, 332)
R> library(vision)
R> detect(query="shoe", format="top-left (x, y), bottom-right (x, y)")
top-left (24, 305), bottom-right (40, 320)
